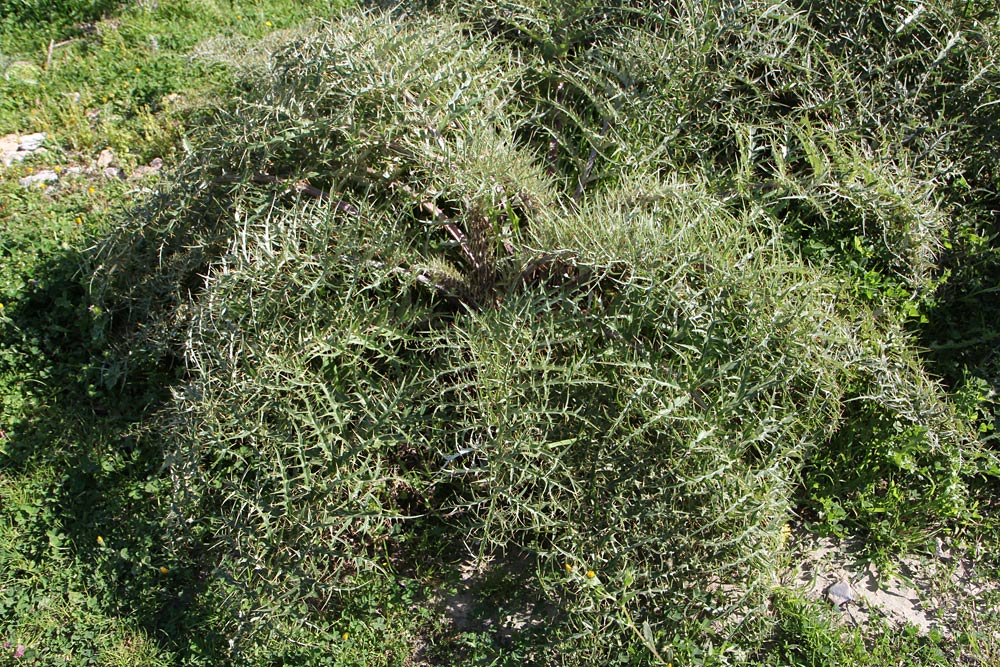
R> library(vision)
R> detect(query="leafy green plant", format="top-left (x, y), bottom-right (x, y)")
top-left (761, 590), bottom-right (952, 667)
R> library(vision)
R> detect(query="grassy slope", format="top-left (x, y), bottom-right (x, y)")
top-left (1, 1), bottom-right (999, 666)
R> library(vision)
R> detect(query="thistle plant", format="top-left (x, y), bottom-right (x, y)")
top-left (85, 1), bottom-right (996, 662)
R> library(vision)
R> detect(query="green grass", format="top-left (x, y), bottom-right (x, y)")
top-left (1, 1), bottom-right (356, 665)
top-left (0, 0), bottom-right (362, 158)
top-left (2, 0), bottom-right (1000, 665)
top-left (761, 591), bottom-right (955, 667)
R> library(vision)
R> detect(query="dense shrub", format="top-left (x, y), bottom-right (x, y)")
top-left (88, 1), bottom-right (996, 662)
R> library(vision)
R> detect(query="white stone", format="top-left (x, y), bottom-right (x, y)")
top-left (19, 170), bottom-right (59, 187)
top-left (2, 151), bottom-right (29, 167)
top-left (17, 133), bottom-right (46, 151)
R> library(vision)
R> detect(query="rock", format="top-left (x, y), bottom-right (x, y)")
top-left (18, 132), bottom-right (46, 151)
top-left (2, 132), bottom-right (47, 167)
top-left (19, 170), bottom-right (59, 187)
top-left (1, 134), bottom-right (22, 167)
top-left (128, 157), bottom-right (164, 180)
top-left (97, 148), bottom-right (115, 169)
top-left (1, 133), bottom-right (20, 153)
top-left (826, 579), bottom-right (855, 607)
top-left (103, 166), bottom-right (123, 180)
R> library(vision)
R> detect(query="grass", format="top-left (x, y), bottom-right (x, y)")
top-left (2, 0), bottom-right (1000, 665)
top-left (1, 1), bottom-right (356, 665)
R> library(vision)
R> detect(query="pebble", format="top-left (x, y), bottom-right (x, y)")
top-left (97, 148), bottom-right (115, 169)
top-left (129, 157), bottom-right (164, 180)
top-left (826, 579), bottom-right (855, 607)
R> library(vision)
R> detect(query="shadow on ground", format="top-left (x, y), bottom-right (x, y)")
top-left (0, 245), bottom-right (226, 662)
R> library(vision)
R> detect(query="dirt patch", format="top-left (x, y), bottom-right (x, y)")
top-left (406, 548), bottom-right (558, 665)
top-left (439, 550), bottom-right (556, 636)
top-left (784, 529), bottom-right (1000, 641)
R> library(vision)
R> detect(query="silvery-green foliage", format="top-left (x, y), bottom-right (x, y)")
top-left (88, 3), bottom-right (989, 662)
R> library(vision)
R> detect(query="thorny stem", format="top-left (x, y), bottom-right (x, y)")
top-left (213, 172), bottom-right (360, 216)
top-left (573, 117), bottom-right (611, 206)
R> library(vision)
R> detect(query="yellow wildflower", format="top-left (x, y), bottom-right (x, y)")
top-left (159, 566), bottom-right (169, 574)
top-left (265, 20), bottom-right (272, 27)
top-left (585, 570), bottom-right (596, 578)
top-left (564, 563), bottom-right (573, 572)
top-left (342, 633), bottom-right (348, 641)
top-left (97, 535), bottom-right (104, 545)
